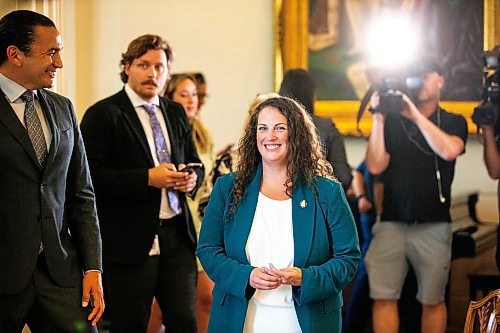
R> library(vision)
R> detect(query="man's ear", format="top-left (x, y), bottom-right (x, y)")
top-left (437, 74), bottom-right (444, 90)
top-left (6, 45), bottom-right (23, 67)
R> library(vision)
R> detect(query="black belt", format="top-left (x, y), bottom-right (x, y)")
top-left (159, 214), bottom-right (182, 227)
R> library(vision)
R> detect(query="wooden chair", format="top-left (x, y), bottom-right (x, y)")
top-left (464, 289), bottom-right (500, 333)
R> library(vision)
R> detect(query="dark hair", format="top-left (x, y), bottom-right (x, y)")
top-left (0, 10), bottom-right (56, 65)
top-left (278, 69), bottom-right (317, 115)
top-left (189, 72), bottom-right (206, 86)
top-left (413, 55), bottom-right (442, 75)
top-left (120, 34), bottom-right (174, 83)
top-left (231, 96), bottom-right (333, 214)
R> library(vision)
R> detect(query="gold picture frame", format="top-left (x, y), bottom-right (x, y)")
top-left (274, 0), bottom-right (500, 135)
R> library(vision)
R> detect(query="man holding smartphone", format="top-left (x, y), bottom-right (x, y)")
top-left (183, 162), bottom-right (203, 174)
top-left (81, 35), bottom-right (204, 333)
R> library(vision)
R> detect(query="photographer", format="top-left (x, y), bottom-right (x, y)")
top-left (365, 58), bottom-right (468, 333)
top-left (471, 46), bottom-right (500, 270)
top-left (482, 124), bottom-right (500, 180)
top-left (472, 47), bottom-right (500, 185)
top-left (482, 123), bottom-right (500, 272)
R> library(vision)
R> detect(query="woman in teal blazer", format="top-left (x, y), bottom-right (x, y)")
top-left (196, 96), bottom-right (360, 333)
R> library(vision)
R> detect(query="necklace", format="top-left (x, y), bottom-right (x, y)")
top-left (399, 108), bottom-right (446, 204)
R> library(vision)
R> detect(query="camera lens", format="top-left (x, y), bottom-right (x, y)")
top-left (406, 76), bottom-right (423, 91)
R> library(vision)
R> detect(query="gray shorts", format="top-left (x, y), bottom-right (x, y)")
top-left (365, 221), bottom-right (452, 304)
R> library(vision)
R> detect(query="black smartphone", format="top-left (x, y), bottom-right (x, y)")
top-left (182, 162), bottom-right (202, 174)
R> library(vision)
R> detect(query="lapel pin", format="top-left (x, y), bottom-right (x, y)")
top-left (300, 200), bottom-right (307, 208)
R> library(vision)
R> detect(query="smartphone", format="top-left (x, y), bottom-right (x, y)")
top-left (182, 162), bottom-right (203, 174)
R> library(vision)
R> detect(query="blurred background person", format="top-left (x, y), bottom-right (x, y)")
top-left (197, 96), bottom-right (360, 333)
top-left (189, 72), bottom-right (208, 109)
top-left (342, 160), bottom-right (383, 333)
top-left (480, 122), bottom-right (500, 195)
top-left (470, 46), bottom-right (500, 270)
top-left (165, 73), bottom-right (215, 333)
top-left (480, 120), bottom-right (500, 272)
top-left (278, 68), bottom-right (353, 191)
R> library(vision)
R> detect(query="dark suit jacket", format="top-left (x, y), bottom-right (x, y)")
top-left (196, 164), bottom-right (360, 333)
top-left (80, 89), bottom-right (203, 265)
top-left (0, 89), bottom-right (102, 295)
top-left (313, 115), bottom-right (352, 190)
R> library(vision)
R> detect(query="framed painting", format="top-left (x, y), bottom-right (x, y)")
top-left (274, 0), bottom-right (500, 135)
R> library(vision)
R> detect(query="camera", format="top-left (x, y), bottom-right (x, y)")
top-left (374, 75), bottom-right (424, 114)
top-left (370, 58), bottom-right (442, 114)
top-left (356, 57), bottom-right (440, 129)
top-left (471, 46), bottom-right (500, 128)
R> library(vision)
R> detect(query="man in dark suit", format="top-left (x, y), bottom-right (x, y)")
top-left (0, 10), bottom-right (104, 333)
top-left (81, 34), bottom-right (203, 333)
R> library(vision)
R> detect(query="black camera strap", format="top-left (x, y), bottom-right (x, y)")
top-left (355, 86), bottom-right (375, 136)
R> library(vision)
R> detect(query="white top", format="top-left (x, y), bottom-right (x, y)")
top-left (243, 193), bottom-right (301, 333)
top-left (124, 84), bottom-right (177, 219)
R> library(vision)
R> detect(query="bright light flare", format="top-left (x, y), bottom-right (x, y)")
top-left (365, 13), bottom-right (420, 70)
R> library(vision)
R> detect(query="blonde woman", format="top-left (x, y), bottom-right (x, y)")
top-left (166, 73), bottom-right (215, 333)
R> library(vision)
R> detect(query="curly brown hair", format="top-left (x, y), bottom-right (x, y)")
top-left (230, 96), bottom-right (334, 215)
top-left (119, 34), bottom-right (173, 83)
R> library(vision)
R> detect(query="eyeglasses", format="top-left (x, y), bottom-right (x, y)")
top-left (135, 62), bottom-right (166, 74)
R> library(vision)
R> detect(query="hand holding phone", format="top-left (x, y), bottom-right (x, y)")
top-left (182, 162), bottom-right (202, 174)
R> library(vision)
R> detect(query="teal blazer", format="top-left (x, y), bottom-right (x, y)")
top-left (196, 165), bottom-right (360, 333)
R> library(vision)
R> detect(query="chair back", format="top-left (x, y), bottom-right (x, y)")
top-left (463, 289), bottom-right (500, 333)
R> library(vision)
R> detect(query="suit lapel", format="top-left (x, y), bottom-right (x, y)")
top-left (37, 89), bottom-right (59, 170)
top-left (158, 98), bottom-right (178, 165)
top-left (118, 90), bottom-right (155, 166)
top-left (0, 90), bottom-right (40, 168)
top-left (230, 165), bottom-right (263, 265)
top-left (292, 180), bottom-right (316, 267)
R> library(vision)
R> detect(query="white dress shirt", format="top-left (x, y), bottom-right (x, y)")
top-left (0, 73), bottom-right (52, 150)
